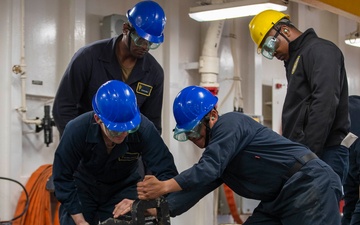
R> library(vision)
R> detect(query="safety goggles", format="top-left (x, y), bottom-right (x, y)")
top-left (130, 32), bottom-right (160, 50)
top-left (261, 29), bottom-right (280, 60)
top-left (102, 122), bottom-right (140, 137)
top-left (173, 119), bottom-right (204, 142)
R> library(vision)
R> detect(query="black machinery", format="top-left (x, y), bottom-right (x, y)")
top-left (100, 197), bottom-right (170, 225)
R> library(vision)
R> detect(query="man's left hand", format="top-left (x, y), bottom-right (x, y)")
top-left (113, 198), bottom-right (134, 218)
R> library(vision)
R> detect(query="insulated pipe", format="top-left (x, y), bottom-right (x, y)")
top-left (13, 0), bottom-right (41, 125)
top-left (198, 1), bottom-right (225, 95)
top-left (217, 20), bottom-right (244, 112)
top-left (197, 2), bottom-right (225, 225)
top-left (230, 20), bottom-right (244, 112)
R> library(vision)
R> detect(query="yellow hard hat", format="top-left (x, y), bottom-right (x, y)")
top-left (249, 10), bottom-right (290, 52)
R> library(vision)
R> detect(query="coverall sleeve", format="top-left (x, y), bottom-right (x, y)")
top-left (342, 143), bottom-right (359, 224)
top-left (140, 117), bottom-right (178, 180)
top-left (52, 48), bottom-right (91, 135)
top-left (138, 66), bottom-right (164, 134)
top-left (52, 122), bottom-right (86, 215)
top-left (303, 44), bottom-right (345, 154)
top-left (349, 140), bottom-right (360, 225)
top-left (343, 96), bottom-right (360, 225)
top-left (174, 115), bottom-right (255, 190)
top-left (166, 179), bottom-right (223, 217)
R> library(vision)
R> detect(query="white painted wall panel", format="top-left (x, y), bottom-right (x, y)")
top-left (1, 0), bottom-right (360, 223)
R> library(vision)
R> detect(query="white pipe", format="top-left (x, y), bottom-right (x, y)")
top-left (199, 19), bottom-right (224, 92)
top-left (199, 0), bottom-right (225, 92)
top-left (218, 20), bottom-right (244, 112)
top-left (230, 19), bottom-right (244, 111)
top-left (15, 0), bottom-right (42, 125)
top-left (19, 0), bottom-right (26, 118)
top-left (197, 2), bottom-right (225, 225)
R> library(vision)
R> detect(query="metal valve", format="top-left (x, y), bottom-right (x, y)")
top-left (12, 65), bottom-right (23, 74)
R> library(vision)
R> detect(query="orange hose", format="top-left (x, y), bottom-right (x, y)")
top-left (12, 164), bottom-right (60, 225)
top-left (223, 184), bottom-right (243, 224)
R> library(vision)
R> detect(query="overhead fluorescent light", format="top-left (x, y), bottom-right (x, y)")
top-left (189, 0), bottom-right (288, 22)
top-left (345, 24), bottom-right (360, 48)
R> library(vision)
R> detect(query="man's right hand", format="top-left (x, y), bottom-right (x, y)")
top-left (137, 175), bottom-right (182, 200)
top-left (137, 175), bottom-right (165, 200)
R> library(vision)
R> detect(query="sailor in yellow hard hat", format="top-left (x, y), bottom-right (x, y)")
top-left (249, 9), bottom-right (293, 60)
top-left (249, 10), bottom-right (351, 189)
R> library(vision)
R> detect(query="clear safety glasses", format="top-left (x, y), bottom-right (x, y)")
top-left (130, 32), bottom-right (160, 50)
top-left (102, 122), bottom-right (140, 137)
top-left (173, 119), bottom-right (204, 142)
top-left (261, 29), bottom-right (280, 60)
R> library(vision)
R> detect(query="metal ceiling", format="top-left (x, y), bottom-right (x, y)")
top-left (291, 0), bottom-right (360, 22)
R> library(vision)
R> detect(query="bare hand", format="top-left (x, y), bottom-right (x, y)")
top-left (79, 221), bottom-right (90, 225)
top-left (71, 213), bottom-right (90, 225)
top-left (77, 222), bottom-right (90, 225)
top-left (113, 199), bottom-right (134, 218)
top-left (137, 175), bottom-right (165, 200)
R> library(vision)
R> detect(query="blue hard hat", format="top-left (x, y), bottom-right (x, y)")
top-left (92, 80), bottom-right (141, 132)
top-left (173, 86), bottom-right (218, 137)
top-left (126, 1), bottom-right (166, 43)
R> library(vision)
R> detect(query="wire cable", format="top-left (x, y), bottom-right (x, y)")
top-left (0, 177), bottom-right (29, 223)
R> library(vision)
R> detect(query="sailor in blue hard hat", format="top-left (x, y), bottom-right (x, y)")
top-left (53, 0), bottom-right (167, 138)
top-left (52, 80), bottom-right (178, 225)
top-left (132, 85), bottom-right (343, 225)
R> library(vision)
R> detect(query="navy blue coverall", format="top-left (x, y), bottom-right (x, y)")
top-left (282, 28), bottom-right (350, 183)
top-left (167, 112), bottom-right (342, 225)
top-left (52, 112), bottom-right (178, 225)
top-left (52, 35), bottom-right (164, 135)
top-left (342, 95), bottom-right (360, 225)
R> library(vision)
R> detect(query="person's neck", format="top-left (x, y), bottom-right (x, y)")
top-left (117, 39), bottom-right (137, 68)
top-left (104, 138), bottom-right (116, 154)
top-left (100, 127), bottom-right (116, 153)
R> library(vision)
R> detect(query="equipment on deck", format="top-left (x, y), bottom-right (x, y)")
top-left (100, 197), bottom-right (170, 225)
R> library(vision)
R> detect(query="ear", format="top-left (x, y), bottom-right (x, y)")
top-left (94, 114), bottom-right (101, 124)
top-left (212, 109), bottom-right (218, 118)
top-left (122, 22), bottom-right (131, 35)
top-left (208, 109), bottom-right (218, 128)
top-left (281, 25), bottom-right (290, 35)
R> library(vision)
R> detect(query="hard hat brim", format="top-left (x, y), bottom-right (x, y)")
top-left (92, 96), bottom-right (142, 132)
top-left (173, 119), bottom-right (201, 138)
top-left (127, 14), bottom-right (164, 43)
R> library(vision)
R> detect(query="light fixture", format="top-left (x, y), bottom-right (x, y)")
top-left (345, 23), bottom-right (360, 48)
top-left (189, 0), bottom-right (288, 22)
